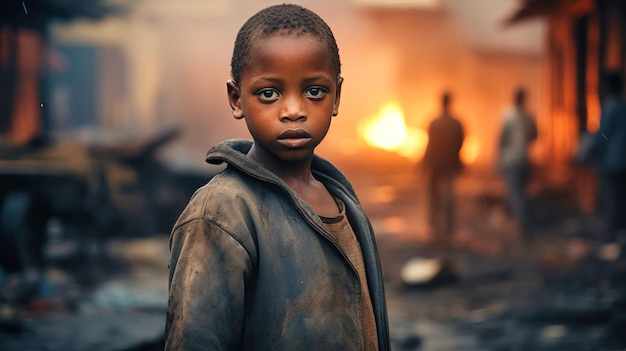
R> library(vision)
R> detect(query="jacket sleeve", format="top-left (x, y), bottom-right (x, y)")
top-left (165, 218), bottom-right (252, 351)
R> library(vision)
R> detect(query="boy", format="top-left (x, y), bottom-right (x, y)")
top-left (165, 4), bottom-right (390, 350)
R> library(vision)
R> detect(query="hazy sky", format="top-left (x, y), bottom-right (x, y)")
top-left (445, 0), bottom-right (544, 54)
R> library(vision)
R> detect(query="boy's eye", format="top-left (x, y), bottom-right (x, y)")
top-left (258, 89), bottom-right (279, 101)
top-left (305, 86), bottom-right (327, 99)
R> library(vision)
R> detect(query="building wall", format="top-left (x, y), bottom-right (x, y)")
top-left (537, 0), bottom-right (626, 169)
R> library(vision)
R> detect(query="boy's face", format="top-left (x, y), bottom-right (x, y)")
top-left (227, 33), bottom-right (342, 164)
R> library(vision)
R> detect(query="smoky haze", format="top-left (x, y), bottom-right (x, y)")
top-left (51, 0), bottom-right (544, 170)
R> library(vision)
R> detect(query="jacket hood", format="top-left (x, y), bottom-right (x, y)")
top-left (205, 139), bottom-right (359, 200)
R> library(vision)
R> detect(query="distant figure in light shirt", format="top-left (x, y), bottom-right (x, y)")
top-left (497, 87), bottom-right (537, 237)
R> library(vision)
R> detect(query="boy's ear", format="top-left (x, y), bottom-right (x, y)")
top-left (332, 76), bottom-right (344, 117)
top-left (227, 80), bottom-right (244, 119)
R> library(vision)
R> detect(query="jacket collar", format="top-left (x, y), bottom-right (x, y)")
top-left (205, 139), bottom-right (358, 200)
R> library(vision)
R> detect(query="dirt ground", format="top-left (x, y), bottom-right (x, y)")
top-left (349, 159), bottom-right (626, 351)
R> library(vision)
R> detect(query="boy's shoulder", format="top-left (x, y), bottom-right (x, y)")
top-left (174, 167), bottom-right (261, 226)
top-left (197, 164), bottom-right (265, 196)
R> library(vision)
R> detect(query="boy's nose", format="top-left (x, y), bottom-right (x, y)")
top-left (280, 96), bottom-right (307, 122)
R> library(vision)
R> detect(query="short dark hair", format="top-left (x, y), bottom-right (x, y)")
top-left (514, 87), bottom-right (526, 106)
top-left (442, 91), bottom-right (452, 109)
top-left (230, 4), bottom-right (341, 84)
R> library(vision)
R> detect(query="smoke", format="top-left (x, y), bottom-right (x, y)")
top-left (51, 0), bottom-right (544, 169)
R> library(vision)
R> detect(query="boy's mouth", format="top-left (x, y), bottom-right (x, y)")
top-left (277, 129), bottom-right (312, 148)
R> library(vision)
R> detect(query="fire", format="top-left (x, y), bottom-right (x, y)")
top-left (358, 103), bottom-right (427, 161)
top-left (460, 134), bottom-right (480, 164)
top-left (358, 102), bottom-right (480, 164)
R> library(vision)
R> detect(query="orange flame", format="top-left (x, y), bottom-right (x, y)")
top-left (359, 102), bottom-right (480, 164)
top-left (460, 134), bottom-right (480, 164)
top-left (358, 103), bottom-right (427, 161)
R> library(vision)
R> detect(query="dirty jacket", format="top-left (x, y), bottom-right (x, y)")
top-left (165, 139), bottom-right (390, 351)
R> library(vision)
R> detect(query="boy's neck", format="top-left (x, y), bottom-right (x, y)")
top-left (247, 143), bottom-right (339, 217)
top-left (247, 145), bottom-right (316, 187)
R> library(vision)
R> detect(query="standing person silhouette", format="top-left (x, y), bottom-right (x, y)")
top-left (592, 71), bottom-right (626, 246)
top-left (422, 92), bottom-right (465, 245)
top-left (165, 4), bottom-right (390, 350)
top-left (497, 87), bottom-right (537, 238)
